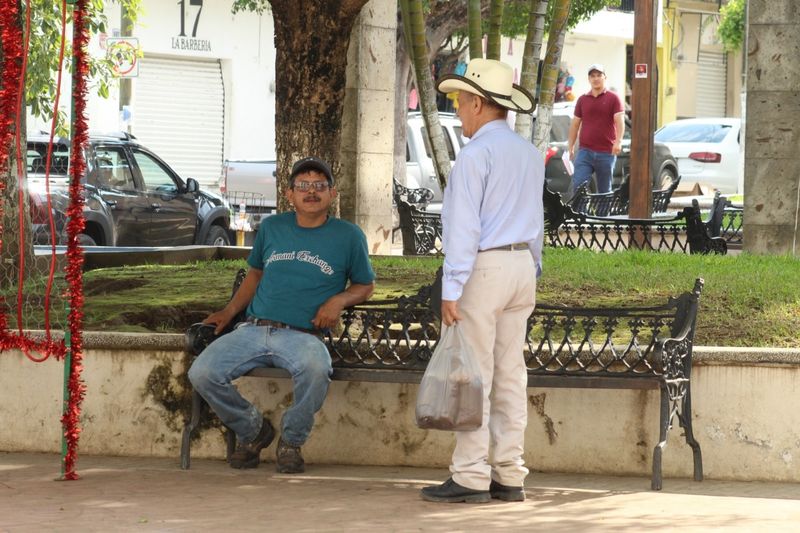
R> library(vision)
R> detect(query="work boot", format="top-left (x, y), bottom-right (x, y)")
top-left (229, 417), bottom-right (275, 469)
top-left (276, 437), bottom-right (305, 473)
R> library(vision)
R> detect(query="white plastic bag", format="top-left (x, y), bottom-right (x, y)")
top-left (415, 324), bottom-right (483, 431)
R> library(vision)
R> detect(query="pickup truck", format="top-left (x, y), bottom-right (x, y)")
top-left (218, 160), bottom-right (277, 230)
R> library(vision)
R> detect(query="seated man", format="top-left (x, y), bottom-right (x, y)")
top-left (188, 157), bottom-right (375, 473)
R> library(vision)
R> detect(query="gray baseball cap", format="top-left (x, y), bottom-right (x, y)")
top-left (290, 156), bottom-right (334, 186)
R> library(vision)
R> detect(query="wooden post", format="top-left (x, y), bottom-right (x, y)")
top-left (629, 0), bottom-right (658, 219)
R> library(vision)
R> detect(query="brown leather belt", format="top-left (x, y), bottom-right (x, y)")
top-left (480, 242), bottom-right (529, 252)
top-left (248, 317), bottom-right (318, 335)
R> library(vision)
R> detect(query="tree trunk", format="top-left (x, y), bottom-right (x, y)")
top-left (400, 0), bottom-right (451, 192)
top-left (393, 1), bottom-right (474, 191)
top-left (0, 0), bottom-right (34, 300)
top-left (468, 0), bottom-right (482, 59)
top-left (514, 0), bottom-right (548, 140)
top-left (533, 0), bottom-right (571, 153)
top-left (268, 0), bottom-right (369, 213)
top-left (486, 0), bottom-right (504, 60)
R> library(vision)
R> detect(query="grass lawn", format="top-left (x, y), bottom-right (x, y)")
top-left (79, 248), bottom-right (800, 348)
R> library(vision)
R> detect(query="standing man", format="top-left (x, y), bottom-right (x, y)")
top-left (421, 58), bottom-right (544, 504)
top-left (189, 157), bottom-right (374, 474)
top-left (567, 63), bottom-right (625, 194)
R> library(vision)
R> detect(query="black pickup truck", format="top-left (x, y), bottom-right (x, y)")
top-left (27, 132), bottom-right (231, 247)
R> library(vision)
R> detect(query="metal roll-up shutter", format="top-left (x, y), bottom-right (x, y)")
top-left (696, 51), bottom-right (727, 117)
top-left (134, 56), bottom-right (224, 188)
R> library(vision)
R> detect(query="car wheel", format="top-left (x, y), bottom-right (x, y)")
top-left (78, 233), bottom-right (97, 246)
top-left (656, 168), bottom-right (677, 190)
top-left (204, 225), bottom-right (231, 246)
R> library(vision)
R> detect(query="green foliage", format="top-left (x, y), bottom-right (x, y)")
top-left (25, 0), bottom-right (142, 135)
top-left (231, 0), bottom-right (270, 15)
top-left (499, 0), bottom-right (620, 38)
top-left (718, 0), bottom-right (745, 52)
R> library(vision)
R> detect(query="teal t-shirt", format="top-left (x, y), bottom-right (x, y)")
top-left (246, 212), bottom-right (375, 329)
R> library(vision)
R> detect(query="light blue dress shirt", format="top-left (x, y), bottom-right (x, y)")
top-left (441, 119), bottom-right (545, 301)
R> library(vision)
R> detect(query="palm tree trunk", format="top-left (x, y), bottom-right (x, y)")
top-left (532, 0), bottom-right (571, 153)
top-left (468, 0), bottom-right (482, 59)
top-left (399, 0), bottom-right (451, 192)
top-left (514, 0), bottom-right (548, 140)
top-left (485, 0), bottom-right (504, 60)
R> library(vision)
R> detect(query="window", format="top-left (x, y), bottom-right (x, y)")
top-left (90, 147), bottom-right (134, 189)
top-left (655, 123), bottom-right (732, 143)
top-left (132, 150), bottom-right (178, 193)
top-left (26, 142), bottom-right (70, 178)
top-left (421, 126), bottom-right (456, 161)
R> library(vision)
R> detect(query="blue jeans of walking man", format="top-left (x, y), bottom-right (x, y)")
top-left (572, 148), bottom-right (616, 194)
top-left (188, 323), bottom-right (332, 446)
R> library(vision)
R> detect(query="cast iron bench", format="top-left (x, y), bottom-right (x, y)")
top-left (181, 270), bottom-right (705, 490)
top-left (392, 179), bottom-right (442, 255)
top-left (544, 187), bottom-right (727, 254)
top-left (394, 185), bottom-right (726, 255)
top-left (569, 176), bottom-right (682, 217)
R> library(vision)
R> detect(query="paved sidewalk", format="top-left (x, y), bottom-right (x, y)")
top-left (1, 453), bottom-right (799, 532)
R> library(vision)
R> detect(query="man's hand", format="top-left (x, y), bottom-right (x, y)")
top-left (203, 308), bottom-right (237, 335)
top-left (611, 140), bottom-right (622, 156)
top-left (441, 300), bottom-right (461, 326)
top-left (568, 144), bottom-right (576, 160)
top-left (312, 294), bottom-right (346, 330)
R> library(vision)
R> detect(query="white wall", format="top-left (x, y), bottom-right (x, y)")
top-left (29, 1), bottom-right (277, 161)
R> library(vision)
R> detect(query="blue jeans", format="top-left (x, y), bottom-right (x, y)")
top-left (188, 323), bottom-right (332, 446)
top-left (572, 148), bottom-right (616, 194)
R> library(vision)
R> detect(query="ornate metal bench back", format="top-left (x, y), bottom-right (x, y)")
top-left (187, 273), bottom-right (703, 386)
top-left (546, 185), bottom-right (726, 254)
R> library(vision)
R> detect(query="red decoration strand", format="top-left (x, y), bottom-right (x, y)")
top-left (42, 1), bottom-right (70, 340)
top-left (60, 0), bottom-right (90, 481)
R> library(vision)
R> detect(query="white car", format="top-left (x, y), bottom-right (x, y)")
top-left (654, 118), bottom-right (742, 194)
top-left (405, 112), bottom-right (466, 202)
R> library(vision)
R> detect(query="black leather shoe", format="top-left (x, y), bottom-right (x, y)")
top-left (489, 480), bottom-right (526, 502)
top-left (229, 417), bottom-right (275, 469)
top-left (420, 478), bottom-right (490, 503)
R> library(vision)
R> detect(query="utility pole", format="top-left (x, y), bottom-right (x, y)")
top-left (629, 0), bottom-right (658, 219)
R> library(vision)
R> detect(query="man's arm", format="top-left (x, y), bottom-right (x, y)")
top-left (612, 112), bottom-right (625, 156)
top-left (203, 267), bottom-right (263, 334)
top-left (568, 116), bottom-right (582, 159)
top-left (312, 282), bottom-right (375, 330)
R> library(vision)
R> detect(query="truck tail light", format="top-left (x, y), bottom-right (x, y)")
top-left (544, 146), bottom-right (558, 166)
top-left (689, 152), bottom-right (721, 163)
top-left (219, 166), bottom-right (228, 194)
top-left (29, 192), bottom-right (47, 224)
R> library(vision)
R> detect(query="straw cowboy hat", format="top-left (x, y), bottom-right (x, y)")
top-left (436, 58), bottom-right (536, 114)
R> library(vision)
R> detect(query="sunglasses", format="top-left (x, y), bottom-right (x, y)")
top-left (293, 181), bottom-right (331, 192)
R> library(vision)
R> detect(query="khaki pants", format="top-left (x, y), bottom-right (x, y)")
top-left (449, 249), bottom-right (537, 490)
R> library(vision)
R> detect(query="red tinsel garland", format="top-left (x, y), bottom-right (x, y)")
top-left (0, 0), bottom-right (86, 479)
top-left (0, 0), bottom-right (68, 362)
top-left (61, 0), bottom-right (90, 481)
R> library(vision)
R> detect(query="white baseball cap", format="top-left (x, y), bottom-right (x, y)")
top-left (587, 63), bottom-right (606, 75)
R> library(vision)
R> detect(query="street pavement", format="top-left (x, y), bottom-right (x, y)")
top-left (1, 453), bottom-right (799, 532)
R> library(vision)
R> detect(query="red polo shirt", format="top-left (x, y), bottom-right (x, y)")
top-left (574, 89), bottom-right (624, 153)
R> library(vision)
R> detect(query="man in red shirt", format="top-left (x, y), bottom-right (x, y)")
top-left (567, 64), bottom-right (625, 194)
